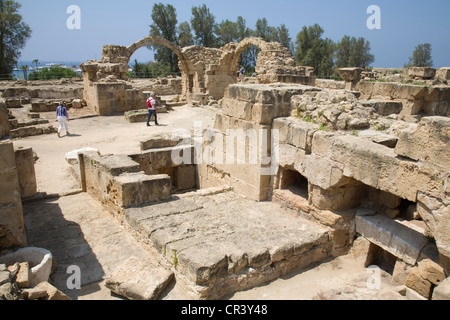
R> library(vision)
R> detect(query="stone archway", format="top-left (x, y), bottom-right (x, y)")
top-left (81, 36), bottom-right (315, 115)
top-left (101, 36), bottom-right (194, 97)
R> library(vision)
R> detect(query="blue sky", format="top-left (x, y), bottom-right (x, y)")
top-left (16, 0), bottom-right (450, 68)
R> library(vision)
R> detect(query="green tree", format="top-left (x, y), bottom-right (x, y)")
top-left (28, 66), bottom-right (78, 80)
top-left (236, 16), bottom-right (251, 41)
top-left (32, 59), bottom-right (39, 71)
top-left (294, 24), bottom-right (336, 77)
top-left (405, 43), bottom-right (433, 68)
top-left (191, 4), bottom-right (217, 47)
top-left (254, 18), bottom-right (273, 42)
top-left (177, 21), bottom-right (194, 47)
top-left (0, 0), bottom-right (31, 80)
top-left (271, 24), bottom-right (292, 51)
top-left (215, 19), bottom-right (239, 47)
top-left (20, 64), bottom-right (28, 79)
top-left (149, 3), bottom-right (179, 73)
top-left (335, 36), bottom-right (374, 69)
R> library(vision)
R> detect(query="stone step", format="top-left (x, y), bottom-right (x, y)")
top-left (122, 189), bottom-right (332, 299)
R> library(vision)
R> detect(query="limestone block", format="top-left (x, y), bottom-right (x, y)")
top-left (418, 259), bottom-right (446, 285)
top-left (14, 147), bottom-right (37, 198)
top-left (408, 67), bottom-right (436, 79)
top-left (0, 142), bottom-right (26, 249)
top-left (112, 173), bottom-right (172, 208)
top-left (16, 262), bottom-right (29, 288)
top-left (355, 215), bottom-right (429, 265)
top-left (140, 131), bottom-right (191, 151)
top-left (329, 134), bottom-right (444, 202)
top-left (395, 116), bottom-right (450, 169)
top-left (309, 180), bottom-right (365, 211)
top-left (304, 153), bottom-right (346, 190)
top-left (405, 267), bottom-right (432, 299)
top-left (392, 259), bottom-right (412, 286)
top-left (65, 147), bottom-right (100, 165)
top-left (288, 119), bottom-right (317, 151)
top-left (436, 67), bottom-right (450, 80)
top-left (106, 256), bottom-right (174, 300)
top-left (359, 100), bottom-right (403, 116)
top-left (25, 281), bottom-right (71, 300)
top-left (338, 68), bottom-right (362, 82)
top-left (432, 277), bottom-right (450, 300)
top-left (175, 165), bottom-right (197, 191)
top-left (0, 102), bottom-right (9, 138)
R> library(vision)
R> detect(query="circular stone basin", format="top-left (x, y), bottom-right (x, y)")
top-left (0, 247), bottom-right (53, 287)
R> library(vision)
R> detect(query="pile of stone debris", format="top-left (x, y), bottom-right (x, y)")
top-left (0, 263), bottom-right (70, 300)
top-left (0, 248), bottom-right (70, 300)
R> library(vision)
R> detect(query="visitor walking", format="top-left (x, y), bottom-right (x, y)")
top-left (238, 65), bottom-right (246, 83)
top-left (146, 93), bottom-right (159, 126)
top-left (56, 102), bottom-right (70, 137)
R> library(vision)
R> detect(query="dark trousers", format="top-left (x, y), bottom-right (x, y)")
top-left (147, 109), bottom-right (158, 125)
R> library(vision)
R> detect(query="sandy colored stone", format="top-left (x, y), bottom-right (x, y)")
top-left (16, 262), bottom-right (30, 288)
top-left (405, 267), bottom-right (432, 299)
top-left (106, 256), bottom-right (174, 300)
top-left (418, 259), bottom-right (446, 285)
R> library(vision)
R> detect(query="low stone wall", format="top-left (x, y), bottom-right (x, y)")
top-left (79, 151), bottom-right (172, 218)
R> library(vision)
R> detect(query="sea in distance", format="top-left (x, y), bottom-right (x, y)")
top-left (13, 61), bottom-right (84, 79)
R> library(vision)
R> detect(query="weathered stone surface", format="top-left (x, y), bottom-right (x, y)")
top-left (392, 259), bottom-right (412, 286)
top-left (405, 267), bottom-right (432, 299)
top-left (418, 258), bottom-right (446, 285)
top-left (16, 262), bottom-right (30, 288)
top-left (112, 173), bottom-right (172, 208)
top-left (408, 67), bottom-right (436, 79)
top-left (356, 215), bottom-right (429, 265)
top-left (14, 147), bottom-right (37, 198)
top-left (139, 131), bottom-right (191, 151)
top-left (432, 277), bottom-right (450, 300)
top-left (124, 190), bottom-right (331, 299)
top-left (0, 100), bottom-right (9, 138)
top-left (436, 67), bottom-right (450, 80)
top-left (338, 68), bottom-right (362, 82)
top-left (395, 116), bottom-right (450, 168)
top-left (0, 141), bottom-right (27, 250)
top-left (65, 147), bottom-right (100, 165)
top-left (106, 256), bottom-right (173, 300)
top-left (27, 281), bottom-right (71, 300)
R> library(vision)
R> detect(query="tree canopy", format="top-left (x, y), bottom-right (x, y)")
top-left (149, 3), bottom-right (179, 73)
top-left (405, 43), bottom-right (433, 68)
top-left (0, 0), bottom-right (31, 79)
top-left (144, 4), bottom-right (377, 79)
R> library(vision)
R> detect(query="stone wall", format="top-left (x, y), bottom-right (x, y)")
top-left (0, 99), bottom-right (10, 138)
top-left (0, 142), bottom-right (27, 251)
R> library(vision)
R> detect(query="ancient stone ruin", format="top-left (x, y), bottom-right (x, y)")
top-left (80, 36), bottom-right (314, 115)
top-left (0, 36), bottom-right (449, 300)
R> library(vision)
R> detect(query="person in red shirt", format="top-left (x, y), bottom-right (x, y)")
top-left (146, 93), bottom-right (159, 127)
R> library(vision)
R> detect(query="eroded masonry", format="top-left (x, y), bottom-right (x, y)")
top-left (0, 36), bottom-right (449, 300)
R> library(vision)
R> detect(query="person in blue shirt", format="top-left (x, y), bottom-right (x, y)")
top-left (56, 102), bottom-right (70, 137)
